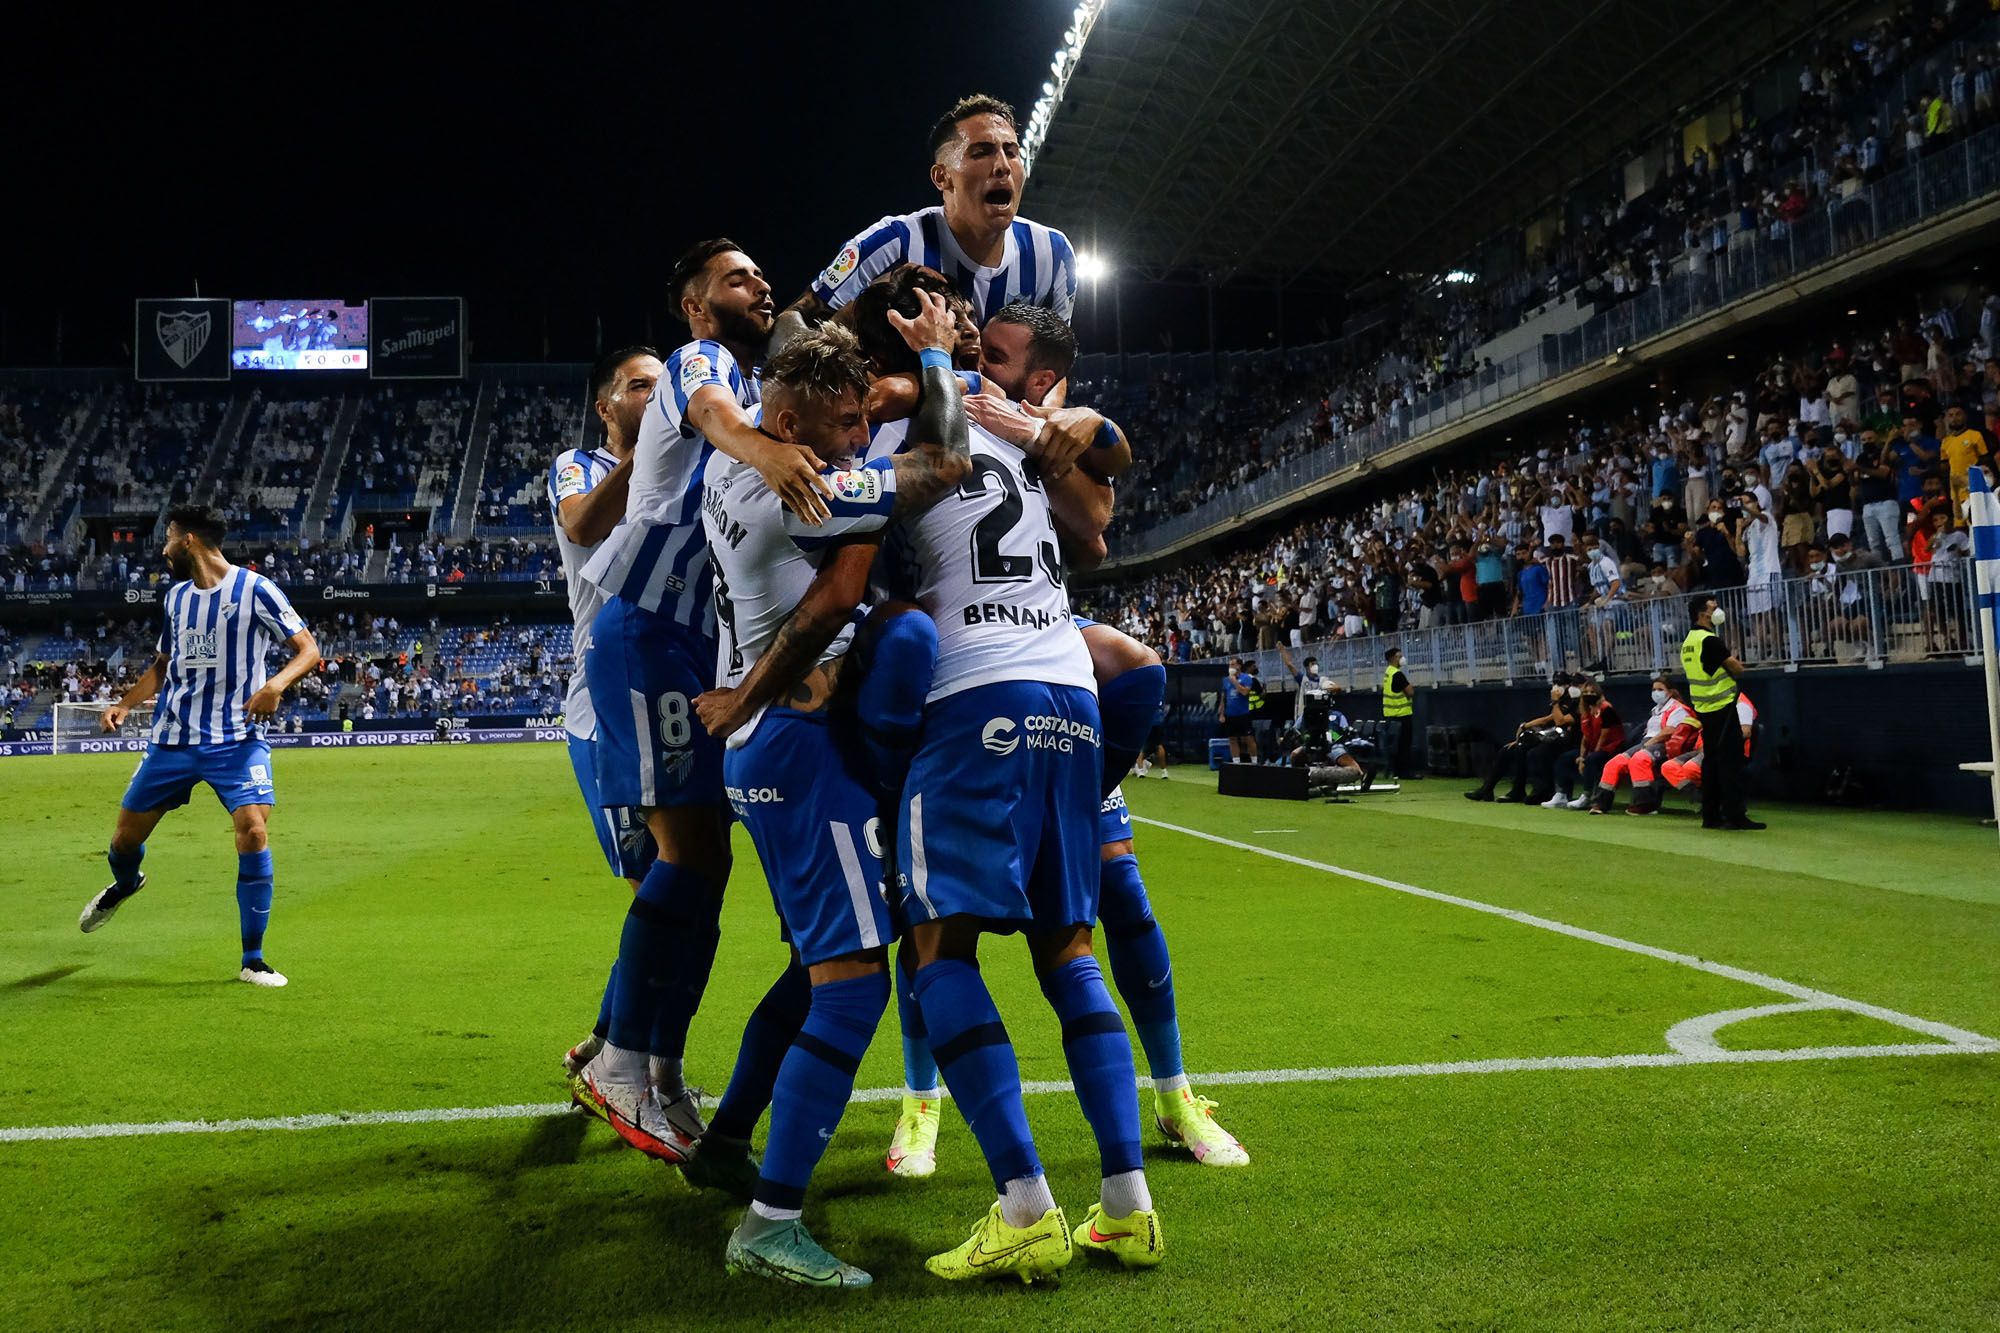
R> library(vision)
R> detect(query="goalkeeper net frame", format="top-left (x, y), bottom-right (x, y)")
top-left (51, 701), bottom-right (154, 755)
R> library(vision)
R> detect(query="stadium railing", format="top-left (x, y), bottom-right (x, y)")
top-left (1106, 123), bottom-right (2000, 562)
top-left (1214, 560), bottom-right (1981, 694)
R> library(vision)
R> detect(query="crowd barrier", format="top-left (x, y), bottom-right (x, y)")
top-left (1208, 560), bottom-right (1983, 693)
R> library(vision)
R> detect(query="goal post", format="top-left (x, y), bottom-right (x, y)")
top-left (51, 701), bottom-right (154, 755)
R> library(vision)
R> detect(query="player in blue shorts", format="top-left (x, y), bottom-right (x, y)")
top-left (545, 347), bottom-right (664, 1106)
top-left (835, 269), bottom-right (1164, 1279)
top-left (572, 239), bottom-right (836, 1165)
top-left (78, 505), bottom-right (320, 988)
top-left (686, 301), bottom-right (974, 1286)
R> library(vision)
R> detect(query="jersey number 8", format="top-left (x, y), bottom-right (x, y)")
top-left (657, 692), bottom-right (691, 748)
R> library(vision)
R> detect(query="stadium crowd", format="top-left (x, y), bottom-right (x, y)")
top-left (1078, 277), bottom-right (1998, 662)
top-left (1102, 1), bottom-right (2000, 533)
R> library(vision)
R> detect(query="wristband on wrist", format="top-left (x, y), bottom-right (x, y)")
top-left (918, 347), bottom-right (952, 372)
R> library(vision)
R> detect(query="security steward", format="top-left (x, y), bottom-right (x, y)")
top-left (1381, 646), bottom-right (1417, 779)
top-left (1681, 595), bottom-right (1765, 830)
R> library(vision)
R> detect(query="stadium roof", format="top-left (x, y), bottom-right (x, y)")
top-left (1029, 0), bottom-right (1857, 289)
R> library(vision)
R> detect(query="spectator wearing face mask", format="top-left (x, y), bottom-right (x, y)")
top-left (1807, 444), bottom-right (1854, 545)
top-left (1852, 429), bottom-right (1903, 559)
top-left (1544, 682), bottom-right (1626, 809)
top-left (1691, 500), bottom-right (1744, 589)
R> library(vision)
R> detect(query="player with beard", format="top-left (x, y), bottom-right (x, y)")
top-left (78, 504), bottom-right (321, 988)
top-left (572, 240), bottom-right (833, 1164)
top-left (688, 303), bottom-right (974, 1287)
top-left (546, 347), bottom-right (665, 1111)
top-left (880, 302), bottom-right (1249, 1176)
top-left (785, 94), bottom-right (1077, 331)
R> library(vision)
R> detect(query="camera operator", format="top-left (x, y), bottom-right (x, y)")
top-left (1543, 681), bottom-right (1625, 809)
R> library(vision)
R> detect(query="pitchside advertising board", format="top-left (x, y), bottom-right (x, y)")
top-left (370, 296), bottom-right (466, 379)
top-left (134, 298), bottom-right (232, 381)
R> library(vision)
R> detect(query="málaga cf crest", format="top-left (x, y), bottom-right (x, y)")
top-left (155, 309), bottom-right (212, 370)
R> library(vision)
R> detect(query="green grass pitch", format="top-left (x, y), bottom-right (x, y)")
top-left (2, 744), bottom-right (1998, 1329)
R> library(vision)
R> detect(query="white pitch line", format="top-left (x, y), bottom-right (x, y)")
top-left (1132, 815), bottom-right (2000, 1051)
top-left (2, 1041), bottom-right (1986, 1145)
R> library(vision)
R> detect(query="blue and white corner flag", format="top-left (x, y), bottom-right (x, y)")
top-left (1969, 466), bottom-right (2000, 842)
top-left (1974, 466), bottom-right (2000, 617)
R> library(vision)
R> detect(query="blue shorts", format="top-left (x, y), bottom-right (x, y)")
top-left (899, 681), bottom-right (1102, 931)
top-left (586, 597), bottom-right (724, 810)
top-left (122, 739), bottom-right (275, 814)
top-left (565, 734), bottom-right (657, 880)
top-left (725, 709), bottom-right (892, 967)
top-left (1100, 785), bottom-right (1134, 847)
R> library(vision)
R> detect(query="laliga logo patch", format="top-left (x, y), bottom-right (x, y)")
top-left (981, 717), bottom-right (1019, 756)
top-left (679, 352), bottom-right (714, 395)
top-left (556, 462), bottom-right (586, 494)
top-left (821, 244), bottom-right (860, 289)
top-left (829, 469), bottom-right (880, 504)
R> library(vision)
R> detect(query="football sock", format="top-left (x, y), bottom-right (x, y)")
top-left (592, 961), bottom-right (616, 1042)
top-left (1040, 954), bottom-right (1144, 1178)
top-left (1097, 663), bottom-right (1166, 799)
top-left (855, 610), bottom-right (937, 791)
top-left (235, 849), bottom-right (274, 966)
top-left (710, 962), bottom-right (812, 1142)
top-left (914, 959), bottom-right (1040, 1192)
top-left (104, 845), bottom-right (145, 905)
top-left (1102, 1168), bottom-right (1153, 1218)
top-left (1098, 853), bottom-right (1184, 1081)
top-left (606, 860), bottom-right (719, 1056)
top-left (753, 971), bottom-right (890, 1219)
top-left (895, 944), bottom-right (939, 1095)
top-left (648, 1055), bottom-right (684, 1100)
top-left (1000, 1172), bottom-right (1058, 1229)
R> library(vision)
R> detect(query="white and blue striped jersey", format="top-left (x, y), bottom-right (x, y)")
top-left (811, 208), bottom-right (1077, 327)
top-left (703, 441), bottom-right (898, 739)
top-left (580, 340), bottom-right (757, 635)
top-left (866, 419), bottom-right (1093, 702)
top-left (150, 566), bottom-right (306, 746)
top-left (548, 444), bottom-right (621, 739)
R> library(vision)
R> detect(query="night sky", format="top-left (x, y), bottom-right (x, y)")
top-left (15, 2), bottom-right (1215, 368)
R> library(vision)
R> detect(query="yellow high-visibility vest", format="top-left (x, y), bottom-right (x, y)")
top-left (1680, 627), bottom-right (1738, 713)
top-left (1382, 665), bottom-right (1412, 717)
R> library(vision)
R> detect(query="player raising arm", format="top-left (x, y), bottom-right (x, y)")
top-left (80, 505), bottom-right (320, 988)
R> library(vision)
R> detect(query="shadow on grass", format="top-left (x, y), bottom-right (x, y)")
top-left (4, 964), bottom-right (87, 991)
top-left (140, 1116), bottom-right (1098, 1329)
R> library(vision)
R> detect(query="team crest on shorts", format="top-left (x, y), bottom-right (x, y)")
top-left (663, 748), bottom-right (696, 785)
top-left (981, 717), bottom-right (1019, 756)
top-left (820, 244), bottom-right (860, 290)
top-left (679, 353), bottom-right (714, 395)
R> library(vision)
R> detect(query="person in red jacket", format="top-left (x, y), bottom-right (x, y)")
top-left (1662, 691), bottom-right (1758, 790)
top-left (1587, 678), bottom-right (1698, 816)
top-left (1543, 683), bottom-right (1625, 809)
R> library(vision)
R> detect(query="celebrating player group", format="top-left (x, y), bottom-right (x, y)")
top-left (78, 93), bottom-right (1244, 1290)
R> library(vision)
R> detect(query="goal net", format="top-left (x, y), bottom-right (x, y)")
top-left (51, 701), bottom-right (154, 755)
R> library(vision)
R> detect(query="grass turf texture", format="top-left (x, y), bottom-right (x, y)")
top-left (0, 746), bottom-right (1995, 1329)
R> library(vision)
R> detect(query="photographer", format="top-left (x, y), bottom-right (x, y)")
top-left (1544, 681), bottom-right (1625, 809)
top-left (1466, 679), bottom-right (1579, 804)
top-left (1219, 655), bottom-right (1262, 764)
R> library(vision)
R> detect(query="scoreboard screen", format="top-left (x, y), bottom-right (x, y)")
top-left (231, 300), bottom-right (370, 371)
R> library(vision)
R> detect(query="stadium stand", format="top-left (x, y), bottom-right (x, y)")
top-left (470, 377), bottom-right (586, 538)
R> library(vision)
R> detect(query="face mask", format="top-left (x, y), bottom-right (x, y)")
top-left (1709, 608), bottom-right (1726, 627)
top-left (1651, 688), bottom-right (1667, 704)
top-left (1810, 561), bottom-right (1827, 573)
top-left (1568, 686), bottom-right (1583, 698)
top-left (1708, 509), bottom-right (1724, 520)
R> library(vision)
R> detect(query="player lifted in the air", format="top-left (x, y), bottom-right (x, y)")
top-left (546, 346), bottom-right (664, 1100)
top-left (78, 504), bottom-right (321, 988)
top-left (573, 240), bottom-right (833, 1164)
top-left (685, 298), bottom-right (974, 1287)
top-left (786, 94), bottom-right (1077, 330)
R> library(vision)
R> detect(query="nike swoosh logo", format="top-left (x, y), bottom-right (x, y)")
top-left (968, 1235), bottom-right (1043, 1267)
top-left (1147, 973), bottom-right (1170, 989)
top-left (1088, 1225), bottom-right (1135, 1243)
top-left (817, 1128), bottom-right (833, 1140)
